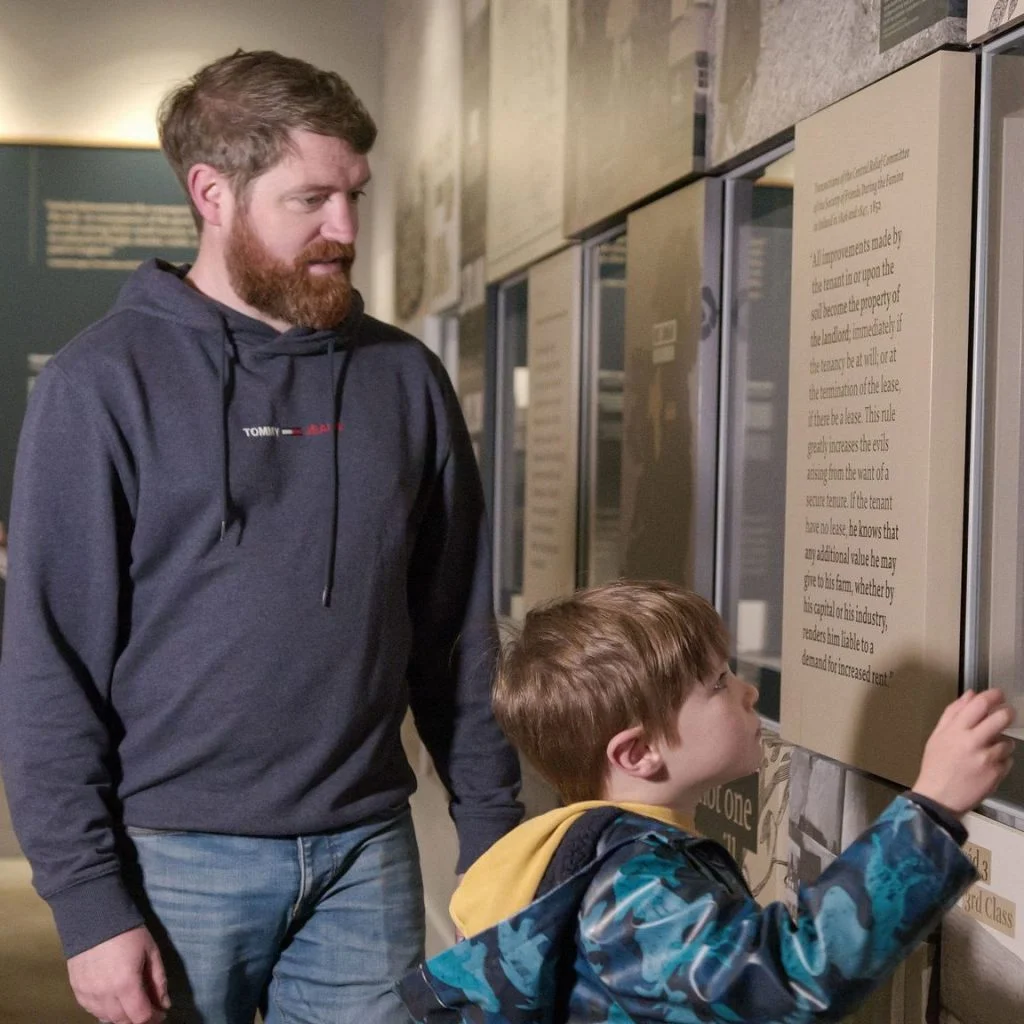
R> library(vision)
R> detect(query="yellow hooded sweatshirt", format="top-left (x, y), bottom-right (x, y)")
top-left (451, 801), bottom-right (694, 938)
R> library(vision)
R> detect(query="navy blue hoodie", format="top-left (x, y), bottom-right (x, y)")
top-left (0, 260), bottom-right (522, 957)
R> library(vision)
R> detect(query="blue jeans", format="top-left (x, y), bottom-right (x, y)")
top-left (123, 808), bottom-right (424, 1024)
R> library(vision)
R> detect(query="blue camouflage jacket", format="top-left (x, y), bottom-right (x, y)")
top-left (398, 795), bottom-right (976, 1023)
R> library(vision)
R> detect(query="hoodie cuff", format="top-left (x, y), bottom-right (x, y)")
top-left (454, 808), bottom-right (525, 873)
top-left (905, 791), bottom-right (969, 846)
top-left (47, 871), bottom-right (145, 959)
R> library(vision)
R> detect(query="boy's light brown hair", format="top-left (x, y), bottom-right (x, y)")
top-left (494, 580), bottom-right (729, 804)
top-left (158, 49), bottom-right (377, 227)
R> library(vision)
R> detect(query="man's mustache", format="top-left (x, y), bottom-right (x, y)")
top-left (300, 241), bottom-right (355, 269)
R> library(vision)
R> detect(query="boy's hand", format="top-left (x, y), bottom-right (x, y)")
top-left (913, 689), bottom-right (1016, 817)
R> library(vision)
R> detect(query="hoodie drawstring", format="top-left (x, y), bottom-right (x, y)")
top-left (322, 335), bottom-right (340, 607)
top-left (219, 317), bottom-right (231, 542)
top-left (213, 301), bottom-right (354, 607)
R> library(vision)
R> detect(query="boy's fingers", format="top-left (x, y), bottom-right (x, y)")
top-left (945, 688), bottom-right (981, 720)
top-left (936, 695), bottom-right (965, 727)
top-left (994, 737), bottom-right (1016, 763)
top-left (973, 704), bottom-right (1016, 743)
top-left (958, 689), bottom-right (1006, 729)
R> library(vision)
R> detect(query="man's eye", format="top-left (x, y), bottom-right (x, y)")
top-left (298, 195), bottom-right (326, 208)
top-left (350, 189), bottom-right (367, 203)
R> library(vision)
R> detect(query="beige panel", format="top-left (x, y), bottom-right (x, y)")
top-left (387, 0), bottom-right (462, 324)
top-left (941, 906), bottom-right (1024, 1023)
top-left (486, 0), bottom-right (568, 282)
top-left (738, 733), bottom-right (792, 907)
top-left (968, 1), bottom-right (1024, 42)
top-left (957, 812), bottom-right (1024, 958)
top-left (780, 52), bottom-right (975, 787)
top-left (620, 179), bottom-right (719, 594)
top-left (522, 245), bottom-right (582, 610)
top-left (562, 0), bottom-right (711, 236)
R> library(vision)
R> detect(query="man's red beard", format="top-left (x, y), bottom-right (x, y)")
top-left (225, 209), bottom-right (356, 329)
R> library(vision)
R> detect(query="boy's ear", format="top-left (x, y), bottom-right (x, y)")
top-left (606, 726), bottom-right (664, 780)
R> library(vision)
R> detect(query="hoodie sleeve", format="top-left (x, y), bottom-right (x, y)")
top-left (405, 372), bottom-right (523, 873)
top-left (0, 363), bottom-right (143, 957)
top-left (579, 795), bottom-right (975, 1023)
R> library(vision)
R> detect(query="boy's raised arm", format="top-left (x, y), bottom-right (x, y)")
top-left (580, 689), bottom-right (1013, 1024)
top-left (581, 794), bottom-right (970, 1023)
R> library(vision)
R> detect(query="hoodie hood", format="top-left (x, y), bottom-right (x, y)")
top-left (115, 258), bottom-right (366, 355)
top-left (401, 806), bottom-right (695, 1024)
top-left (451, 801), bottom-right (693, 938)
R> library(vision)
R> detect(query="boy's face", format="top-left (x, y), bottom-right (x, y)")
top-left (659, 657), bottom-right (763, 797)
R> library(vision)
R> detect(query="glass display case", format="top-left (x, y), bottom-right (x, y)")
top-left (494, 276), bottom-right (529, 620)
top-left (966, 28), bottom-right (1024, 811)
top-left (717, 146), bottom-right (794, 722)
top-left (580, 230), bottom-right (627, 587)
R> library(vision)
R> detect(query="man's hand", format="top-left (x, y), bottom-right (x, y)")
top-left (67, 926), bottom-right (170, 1024)
top-left (913, 689), bottom-right (1016, 817)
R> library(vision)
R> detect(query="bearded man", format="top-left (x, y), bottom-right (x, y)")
top-left (0, 51), bottom-right (522, 1024)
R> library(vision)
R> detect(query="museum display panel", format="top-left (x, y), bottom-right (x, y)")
top-left (387, 0), bottom-right (462, 326)
top-left (580, 230), bottom-right (627, 588)
top-left (717, 146), bottom-right (794, 724)
top-left (486, 0), bottom-right (568, 282)
top-left (563, 0), bottom-right (711, 236)
top-left (0, 142), bottom-right (197, 639)
top-left (493, 276), bottom-right (529, 619)
top-left (620, 179), bottom-right (721, 598)
top-left (780, 51), bottom-right (975, 788)
top-left (521, 246), bottom-right (582, 610)
top-left (967, 29), bottom-right (1024, 812)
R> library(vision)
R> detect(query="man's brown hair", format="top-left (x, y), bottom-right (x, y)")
top-left (158, 50), bottom-right (377, 226)
top-left (494, 581), bottom-right (729, 804)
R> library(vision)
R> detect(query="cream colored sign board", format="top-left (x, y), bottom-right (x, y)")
top-left (486, 0), bottom-right (568, 282)
top-left (386, 0), bottom-right (461, 323)
top-left (960, 812), bottom-right (1024, 960)
top-left (968, 1), bottom-right (1024, 43)
top-left (521, 245), bottom-right (582, 611)
top-left (780, 52), bottom-right (975, 787)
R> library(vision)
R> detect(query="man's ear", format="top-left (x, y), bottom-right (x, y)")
top-left (606, 726), bottom-right (664, 780)
top-left (187, 164), bottom-right (231, 229)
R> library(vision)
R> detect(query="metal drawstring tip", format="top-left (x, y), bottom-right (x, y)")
top-left (321, 586), bottom-right (331, 608)
top-left (220, 520), bottom-right (227, 542)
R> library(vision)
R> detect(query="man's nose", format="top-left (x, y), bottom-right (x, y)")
top-left (321, 197), bottom-right (357, 244)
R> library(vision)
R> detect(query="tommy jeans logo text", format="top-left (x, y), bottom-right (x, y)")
top-left (242, 422), bottom-right (344, 438)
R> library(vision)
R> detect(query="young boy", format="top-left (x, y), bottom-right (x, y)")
top-left (398, 581), bottom-right (1015, 1023)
